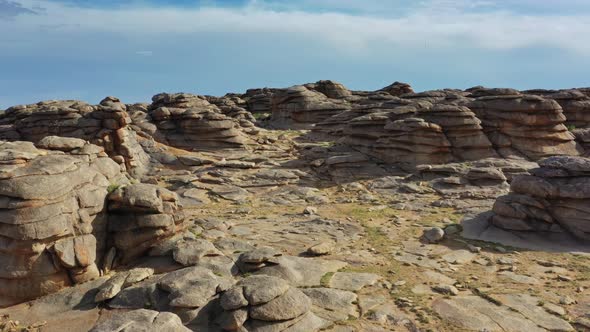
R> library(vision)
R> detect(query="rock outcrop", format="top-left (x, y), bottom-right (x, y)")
top-left (341, 103), bottom-right (496, 169)
top-left (107, 183), bottom-right (188, 263)
top-left (0, 140), bottom-right (127, 307)
top-left (147, 93), bottom-right (257, 150)
top-left (468, 92), bottom-right (581, 160)
top-left (0, 97), bottom-right (150, 177)
top-left (270, 85), bottom-right (351, 129)
top-left (491, 156), bottom-right (590, 240)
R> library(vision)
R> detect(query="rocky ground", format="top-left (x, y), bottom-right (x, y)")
top-left (1, 81), bottom-right (590, 331)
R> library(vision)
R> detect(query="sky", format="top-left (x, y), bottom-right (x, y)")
top-left (1, 0), bottom-right (590, 108)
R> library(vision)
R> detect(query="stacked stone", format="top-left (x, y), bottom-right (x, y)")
top-left (491, 156), bottom-right (590, 240)
top-left (148, 93), bottom-right (254, 150)
top-left (304, 80), bottom-right (353, 100)
top-left (243, 88), bottom-right (282, 116)
top-left (0, 140), bottom-right (126, 307)
top-left (379, 81), bottom-right (415, 96)
top-left (216, 275), bottom-right (327, 331)
top-left (525, 89), bottom-right (590, 128)
top-left (418, 104), bottom-right (497, 161)
top-left (312, 97), bottom-right (418, 138)
top-left (341, 103), bottom-right (496, 169)
top-left (468, 92), bottom-right (582, 160)
top-left (204, 95), bottom-right (257, 127)
top-left (0, 97), bottom-right (150, 178)
top-left (270, 85), bottom-right (351, 129)
top-left (107, 183), bottom-right (188, 263)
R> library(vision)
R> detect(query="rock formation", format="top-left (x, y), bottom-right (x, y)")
top-left (107, 183), bottom-right (188, 264)
top-left (270, 85), bottom-right (351, 129)
top-left (147, 93), bottom-right (258, 150)
top-left (0, 140), bottom-right (127, 307)
top-left (491, 156), bottom-right (590, 240)
top-left (468, 92), bottom-right (582, 160)
top-left (0, 97), bottom-right (150, 177)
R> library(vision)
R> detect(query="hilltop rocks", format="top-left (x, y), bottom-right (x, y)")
top-left (107, 183), bottom-right (188, 263)
top-left (468, 93), bottom-right (581, 160)
top-left (380, 81), bottom-right (415, 96)
top-left (491, 156), bottom-right (590, 240)
top-left (271, 85), bottom-right (351, 129)
top-left (0, 140), bottom-right (126, 307)
top-left (0, 97), bottom-right (150, 177)
top-left (147, 93), bottom-right (256, 150)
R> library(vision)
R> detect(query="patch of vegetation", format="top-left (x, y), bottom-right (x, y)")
top-left (106, 183), bottom-right (120, 194)
top-left (320, 272), bottom-right (335, 287)
top-left (567, 124), bottom-right (577, 131)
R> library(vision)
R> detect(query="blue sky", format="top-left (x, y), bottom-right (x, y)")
top-left (1, 0), bottom-right (590, 108)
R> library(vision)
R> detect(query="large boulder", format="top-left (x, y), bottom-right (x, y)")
top-left (491, 156), bottom-right (590, 240)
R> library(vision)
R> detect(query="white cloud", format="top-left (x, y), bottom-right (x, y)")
top-left (135, 50), bottom-right (153, 56)
top-left (2, 0), bottom-right (588, 56)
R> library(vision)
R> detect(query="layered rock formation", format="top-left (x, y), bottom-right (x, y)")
top-left (147, 93), bottom-right (257, 150)
top-left (340, 103), bottom-right (496, 169)
top-left (107, 183), bottom-right (188, 263)
top-left (270, 85), bottom-right (351, 129)
top-left (0, 97), bottom-right (150, 177)
top-left (0, 140), bottom-right (127, 307)
top-left (491, 156), bottom-right (590, 240)
top-left (468, 92), bottom-right (582, 160)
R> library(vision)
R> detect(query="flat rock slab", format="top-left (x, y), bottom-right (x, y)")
top-left (303, 288), bottom-right (359, 322)
top-left (90, 309), bottom-right (190, 332)
top-left (462, 212), bottom-right (590, 253)
top-left (328, 272), bottom-right (381, 291)
top-left (256, 256), bottom-right (348, 287)
top-left (432, 295), bottom-right (573, 332)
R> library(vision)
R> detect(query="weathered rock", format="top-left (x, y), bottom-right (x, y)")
top-left (108, 183), bottom-right (188, 262)
top-left (0, 97), bottom-right (151, 177)
top-left (491, 156), bottom-right (590, 240)
top-left (90, 309), bottom-right (190, 332)
top-left (0, 140), bottom-right (126, 306)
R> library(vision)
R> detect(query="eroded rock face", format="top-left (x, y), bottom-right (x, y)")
top-left (468, 93), bottom-right (582, 160)
top-left (341, 103), bottom-right (496, 170)
top-left (147, 93), bottom-right (257, 150)
top-left (0, 140), bottom-right (127, 307)
top-left (107, 183), bottom-right (188, 263)
top-left (0, 97), bottom-right (150, 177)
top-left (491, 156), bottom-right (590, 240)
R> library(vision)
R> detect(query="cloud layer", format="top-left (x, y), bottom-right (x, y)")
top-left (0, 0), bottom-right (589, 108)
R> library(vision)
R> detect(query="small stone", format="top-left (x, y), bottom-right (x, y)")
top-left (307, 242), bottom-right (335, 256)
top-left (422, 227), bottom-right (445, 243)
top-left (559, 296), bottom-right (576, 305)
top-left (557, 275), bottom-right (572, 282)
top-left (303, 206), bottom-right (318, 215)
top-left (467, 244), bottom-right (481, 253)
